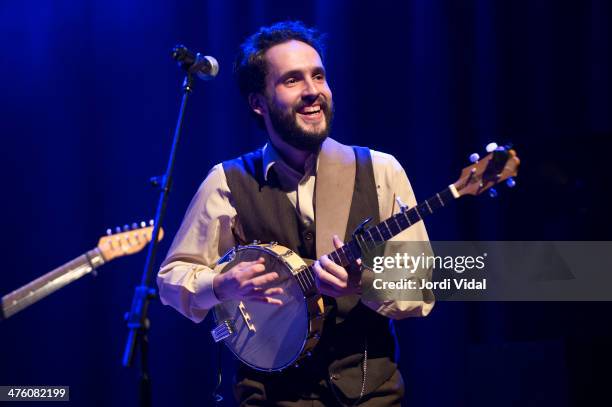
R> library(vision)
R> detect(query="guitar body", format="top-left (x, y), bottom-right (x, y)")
top-left (212, 243), bottom-right (324, 372)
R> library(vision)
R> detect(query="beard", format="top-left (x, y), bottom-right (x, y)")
top-left (267, 96), bottom-right (334, 152)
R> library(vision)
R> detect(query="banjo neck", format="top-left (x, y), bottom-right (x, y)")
top-left (295, 145), bottom-right (521, 291)
top-left (294, 187), bottom-right (457, 293)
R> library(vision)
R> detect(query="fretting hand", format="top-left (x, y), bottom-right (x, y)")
top-left (313, 235), bottom-right (362, 297)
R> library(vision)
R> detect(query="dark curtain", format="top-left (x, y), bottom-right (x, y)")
top-left (1, 1), bottom-right (610, 405)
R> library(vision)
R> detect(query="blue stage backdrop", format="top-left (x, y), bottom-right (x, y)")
top-left (1, 1), bottom-right (611, 406)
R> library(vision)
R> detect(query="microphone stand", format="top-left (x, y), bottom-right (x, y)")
top-left (122, 72), bottom-right (195, 407)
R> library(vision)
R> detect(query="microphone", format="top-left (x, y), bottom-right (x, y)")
top-left (171, 45), bottom-right (219, 80)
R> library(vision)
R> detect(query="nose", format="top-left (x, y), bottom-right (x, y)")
top-left (302, 77), bottom-right (320, 101)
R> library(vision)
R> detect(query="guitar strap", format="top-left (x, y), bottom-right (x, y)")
top-left (315, 137), bottom-right (356, 257)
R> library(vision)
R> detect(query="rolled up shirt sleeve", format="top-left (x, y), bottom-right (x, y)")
top-left (157, 164), bottom-right (237, 323)
top-left (361, 151), bottom-right (435, 320)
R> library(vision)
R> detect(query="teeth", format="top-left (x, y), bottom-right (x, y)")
top-left (302, 106), bottom-right (321, 114)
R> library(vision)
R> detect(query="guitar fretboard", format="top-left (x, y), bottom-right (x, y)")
top-left (293, 187), bottom-right (456, 294)
top-left (1, 249), bottom-right (105, 320)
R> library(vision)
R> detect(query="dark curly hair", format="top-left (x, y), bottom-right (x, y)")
top-left (234, 21), bottom-right (326, 127)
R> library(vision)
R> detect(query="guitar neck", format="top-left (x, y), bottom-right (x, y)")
top-left (1, 249), bottom-right (105, 320)
top-left (297, 186), bottom-right (457, 291)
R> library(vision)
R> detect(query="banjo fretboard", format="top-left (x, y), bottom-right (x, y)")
top-left (293, 187), bottom-right (456, 294)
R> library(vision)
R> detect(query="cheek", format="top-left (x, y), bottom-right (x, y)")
top-left (273, 93), bottom-right (299, 111)
top-left (323, 83), bottom-right (333, 100)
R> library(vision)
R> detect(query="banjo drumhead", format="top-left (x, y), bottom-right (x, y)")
top-left (214, 246), bottom-right (310, 371)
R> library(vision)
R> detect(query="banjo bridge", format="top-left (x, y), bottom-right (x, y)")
top-left (238, 301), bottom-right (256, 332)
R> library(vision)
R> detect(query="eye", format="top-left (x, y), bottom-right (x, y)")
top-left (284, 77), bottom-right (298, 86)
top-left (314, 73), bottom-right (325, 81)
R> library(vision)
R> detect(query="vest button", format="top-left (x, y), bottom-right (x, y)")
top-left (304, 232), bottom-right (314, 241)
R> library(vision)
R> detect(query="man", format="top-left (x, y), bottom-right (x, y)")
top-left (158, 21), bottom-right (433, 406)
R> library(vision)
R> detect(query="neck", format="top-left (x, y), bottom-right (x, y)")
top-left (269, 134), bottom-right (312, 173)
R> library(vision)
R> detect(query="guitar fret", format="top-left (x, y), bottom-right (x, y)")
top-left (371, 227), bottom-right (383, 242)
top-left (409, 207), bottom-right (422, 223)
top-left (368, 235), bottom-right (378, 251)
top-left (384, 220), bottom-right (396, 236)
top-left (397, 213), bottom-right (410, 228)
top-left (356, 233), bottom-right (372, 252)
top-left (374, 226), bottom-right (384, 240)
top-left (424, 200), bottom-right (433, 214)
top-left (364, 232), bottom-right (378, 252)
top-left (338, 247), bottom-right (350, 265)
top-left (336, 251), bottom-right (344, 264)
top-left (379, 224), bottom-right (391, 240)
top-left (436, 192), bottom-right (445, 206)
top-left (401, 212), bottom-right (412, 227)
top-left (366, 228), bottom-right (376, 243)
top-left (346, 240), bottom-right (361, 261)
top-left (391, 216), bottom-right (402, 234)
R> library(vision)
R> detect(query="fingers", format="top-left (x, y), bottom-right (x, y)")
top-left (313, 258), bottom-right (347, 289)
top-left (318, 255), bottom-right (348, 284)
top-left (244, 286), bottom-right (285, 306)
top-left (250, 296), bottom-right (284, 306)
top-left (241, 257), bottom-right (265, 267)
top-left (241, 272), bottom-right (280, 290)
top-left (239, 258), bottom-right (284, 304)
top-left (237, 257), bottom-right (266, 280)
top-left (331, 234), bottom-right (362, 267)
top-left (261, 287), bottom-right (284, 296)
top-left (332, 234), bottom-right (344, 250)
top-left (314, 236), bottom-right (362, 297)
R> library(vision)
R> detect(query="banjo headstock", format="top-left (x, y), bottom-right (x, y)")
top-left (452, 143), bottom-right (520, 197)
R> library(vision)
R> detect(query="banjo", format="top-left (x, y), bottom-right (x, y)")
top-left (212, 144), bottom-right (520, 371)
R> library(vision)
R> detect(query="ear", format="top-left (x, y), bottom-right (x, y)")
top-left (248, 93), bottom-right (267, 117)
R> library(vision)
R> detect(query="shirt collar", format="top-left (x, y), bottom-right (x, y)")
top-left (262, 142), bottom-right (318, 182)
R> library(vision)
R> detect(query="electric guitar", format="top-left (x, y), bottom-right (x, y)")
top-left (1, 222), bottom-right (163, 320)
top-left (212, 144), bottom-right (520, 371)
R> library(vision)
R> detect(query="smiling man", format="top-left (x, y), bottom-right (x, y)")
top-left (251, 38), bottom-right (333, 155)
top-left (157, 21), bottom-right (433, 406)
